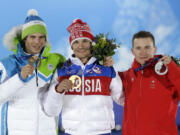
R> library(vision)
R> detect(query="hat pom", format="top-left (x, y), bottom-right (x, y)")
top-left (27, 9), bottom-right (38, 16)
top-left (72, 18), bottom-right (82, 23)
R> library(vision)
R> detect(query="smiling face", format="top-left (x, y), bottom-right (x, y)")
top-left (132, 37), bottom-right (156, 65)
top-left (72, 39), bottom-right (92, 64)
top-left (24, 33), bottom-right (46, 54)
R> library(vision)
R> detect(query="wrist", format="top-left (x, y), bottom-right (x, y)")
top-left (21, 74), bottom-right (28, 79)
top-left (18, 72), bottom-right (34, 83)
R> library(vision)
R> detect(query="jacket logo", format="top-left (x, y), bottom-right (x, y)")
top-left (48, 64), bottom-right (54, 71)
top-left (150, 80), bottom-right (155, 89)
top-left (92, 67), bottom-right (102, 74)
top-left (68, 79), bottom-right (101, 93)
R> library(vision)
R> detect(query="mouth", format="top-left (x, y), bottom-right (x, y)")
top-left (33, 46), bottom-right (41, 50)
top-left (140, 57), bottom-right (148, 59)
top-left (77, 49), bottom-right (87, 53)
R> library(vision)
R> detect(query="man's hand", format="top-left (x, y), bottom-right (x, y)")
top-left (104, 56), bottom-right (114, 67)
top-left (21, 64), bottom-right (34, 79)
top-left (159, 55), bottom-right (172, 66)
top-left (56, 79), bottom-right (73, 93)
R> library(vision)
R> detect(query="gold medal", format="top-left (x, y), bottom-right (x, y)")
top-left (69, 75), bottom-right (81, 89)
top-left (28, 56), bottom-right (41, 68)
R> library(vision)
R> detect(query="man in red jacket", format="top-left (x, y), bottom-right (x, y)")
top-left (119, 31), bottom-right (180, 135)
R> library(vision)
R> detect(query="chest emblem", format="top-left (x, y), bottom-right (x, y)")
top-left (92, 66), bottom-right (102, 74)
top-left (150, 80), bottom-right (155, 89)
top-left (48, 64), bottom-right (54, 71)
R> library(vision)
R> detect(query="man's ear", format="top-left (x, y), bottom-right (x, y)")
top-left (131, 48), bottom-right (135, 56)
top-left (154, 46), bottom-right (157, 54)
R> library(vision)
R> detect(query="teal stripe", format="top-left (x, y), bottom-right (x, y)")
top-left (1, 102), bottom-right (8, 135)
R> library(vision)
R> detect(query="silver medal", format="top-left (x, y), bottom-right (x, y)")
top-left (154, 61), bottom-right (168, 75)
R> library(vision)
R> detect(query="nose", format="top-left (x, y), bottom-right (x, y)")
top-left (78, 42), bottom-right (84, 48)
top-left (140, 49), bottom-right (147, 55)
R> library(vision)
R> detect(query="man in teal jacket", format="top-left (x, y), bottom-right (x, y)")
top-left (0, 9), bottom-right (65, 135)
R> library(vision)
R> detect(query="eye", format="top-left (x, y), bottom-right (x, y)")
top-left (72, 40), bottom-right (79, 48)
top-left (29, 35), bottom-right (36, 39)
top-left (135, 46), bottom-right (141, 50)
top-left (145, 46), bottom-right (151, 49)
top-left (39, 36), bottom-right (46, 39)
top-left (73, 40), bottom-right (79, 44)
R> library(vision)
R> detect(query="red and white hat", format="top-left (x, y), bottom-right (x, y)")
top-left (67, 19), bottom-right (94, 46)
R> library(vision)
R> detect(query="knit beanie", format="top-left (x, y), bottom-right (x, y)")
top-left (67, 19), bottom-right (94, 46)
top-left (21, 9), bottom-right (47, 40)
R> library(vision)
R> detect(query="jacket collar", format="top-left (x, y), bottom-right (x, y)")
top-left (16, 43), bottom-right (51, 60)
top-left (70, 55), bottom-right (97, 67)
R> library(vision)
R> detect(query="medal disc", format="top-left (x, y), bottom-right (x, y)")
top-left (69, 75), bottom-right (81, 89)
top-left (155, 61), bottom-right (168, 75)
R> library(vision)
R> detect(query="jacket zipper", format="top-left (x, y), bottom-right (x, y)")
top-left (81, 67), bottom-right (85, 96)
top-left (136, 70), bottom-right (143, 135)
top-left (35, 65), bottom-right (39, 134)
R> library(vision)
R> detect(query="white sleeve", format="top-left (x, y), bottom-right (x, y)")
top-left (42, 70), bottom-right (64, 117)
top-left (110, 71), bottom-right (124, 106)
top-left (0, 62), bottom-right (25, 104)
top-left (0, 62), bottom-right (9, 83)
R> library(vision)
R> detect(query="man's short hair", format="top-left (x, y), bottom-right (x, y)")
top-left (132, 31), bottom-right (155, 47)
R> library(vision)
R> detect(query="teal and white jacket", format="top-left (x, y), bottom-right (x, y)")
top-left (0, 26), bottom-right (65, 135)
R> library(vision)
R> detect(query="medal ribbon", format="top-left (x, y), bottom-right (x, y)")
top-left (134, 57), bottom-right (160, 73)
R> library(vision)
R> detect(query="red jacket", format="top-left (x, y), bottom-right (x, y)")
top-left (119, 56), bottom-right (180, 135)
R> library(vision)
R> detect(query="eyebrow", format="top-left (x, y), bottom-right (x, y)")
top-left (83, 39), bottom-right (89, 41)
top-left (29, 35), bottom-right (45, 38)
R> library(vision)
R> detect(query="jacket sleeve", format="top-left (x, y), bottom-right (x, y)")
top-left (42, 70), bottom-right (64, 117)
top-left (0, 62), bottom-right (25, 104)
top-left (110, 71), bottom-right (124, 106)
top-left (167, 61), bottom-right (180, 99)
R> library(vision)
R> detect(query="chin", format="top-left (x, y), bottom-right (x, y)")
top-left (34, 50), bottom-right (41, 53)
top-left (32, 52), bottom-right (40, 55)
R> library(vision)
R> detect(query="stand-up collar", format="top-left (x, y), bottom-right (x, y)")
top-left (70, 55), bottom-right (97, 67)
